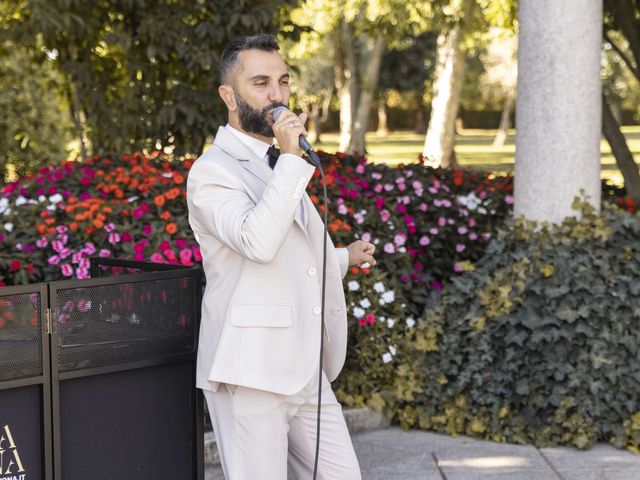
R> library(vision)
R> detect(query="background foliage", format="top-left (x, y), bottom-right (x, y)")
top-left (392, 203), bottom-right (640, 452)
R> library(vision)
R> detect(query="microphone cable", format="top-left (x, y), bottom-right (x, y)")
top-left (309, 149), bottom-right (328, 480)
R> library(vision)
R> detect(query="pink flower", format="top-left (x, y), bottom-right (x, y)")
top-left (396, 204), bottom-right (407, 214)
top-left (61, 264), bottom-right (74, 277)
top-left (429, 228), bottom-right (439, 235)
top-left (36, 237), bottom-right (48, 248)
top-left (384, 243), bottom-right (396, 254)
top-left (458, 226), bottom-right (468, 235)
top-left (134, 252), bottom-right (145, 261)
top-left (193, 247), bottom-right (202, 262)
top-left (454, 262), bottom-right (463, 273)
top-left (455, 243), bottom-right (466, 253)
top-left (84, 243), bottom-right (96, 255)
top-left (98, 249), bottom-right (111, 257)
top-left (56, 225), bottom-right (68, 234)
top-left (380, 210), bottom-right (391, 222)
top-left (358, 318), bottom-right (368, 327)
top-left (505, 195), bottom-right (514, 205)
top-left (48, 255), bottom-right (61, 265)
top-left (469, 219), bottom-right (477, 227)
top-left (394, 233), bottom-right (406, 247)
top-left (104, 223), bottom-right (116, 232)
top-left (175, 239), bottom-right (186, 249)
top-left (374, 198), bottom-right (385, 211)
top-left (143, 224), bottom-right (152, 236)
top-left (179, 248), bottom-right (193, 265)
top-left (338, 204), bottom-right (348, 215)
top-left (108, 233), bottom-right (121, 244)
top-left (438, 217), bottom-right (446, 227)
top-left (121, 232), bottom-right (132, 243)
top-left (365, 313), bottom-right (375, 326)
top-left (419, 236), bottom-right (431, 246)
top-left (373, 184), bottom-right (383, 193)
top-left (52, 240), bottom-right (64, 252)
top-left (469, 232), bottom-right (478, 241)
top-left (419, 203), bottom-right (428, 212)
top-left (355, 164), bottom-right (365, 174)
top-left (361, 232), bottom-right (371, 242)
top-left (77, 268), bottom-right (90, 280)
top-left (150, 253), bottom-right (165, 263)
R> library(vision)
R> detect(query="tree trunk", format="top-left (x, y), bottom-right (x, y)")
top-left (307, 103), bottom-right (322, 144)
top-left (602, 93), bottom-right (640, 204)
top-left (335, 20), bottom-right (357, 153)
top-left (421, 0), bottom-right (472, 169)
top-left (347, 35), bottom-right (385, 154)
top-left (376, 101), bottom-right (389, 137)
top-left (493, 94), bottom-right (514, 148)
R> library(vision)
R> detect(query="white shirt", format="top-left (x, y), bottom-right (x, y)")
top-left (226, 124), bottom-right (305, 226)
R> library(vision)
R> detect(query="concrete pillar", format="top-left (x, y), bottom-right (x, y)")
top-left (514, 1), bottom-right (602, 223)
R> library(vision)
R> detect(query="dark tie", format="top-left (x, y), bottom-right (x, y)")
top-left (267, 145), bottom-right (280, 169)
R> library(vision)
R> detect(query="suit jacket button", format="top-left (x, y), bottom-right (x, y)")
top-left (293, 193), bottom-right (300, 199)
top-left (307, 267), bottom-right (317, 276)
top-left (313, 306), bottom-right (321, 315)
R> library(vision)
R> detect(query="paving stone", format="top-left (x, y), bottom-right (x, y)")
top-left (539, 443), bottom-right (640, 480)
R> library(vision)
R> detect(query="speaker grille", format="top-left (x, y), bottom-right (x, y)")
top-left (56, 276), bottom-right (196, 372)
top-left (0, 291), bottom-right (43, 381)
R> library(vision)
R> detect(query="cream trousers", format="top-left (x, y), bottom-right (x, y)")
top-left (202, 369), bottom-right (361, 480)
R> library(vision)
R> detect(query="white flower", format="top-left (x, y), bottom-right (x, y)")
top-left (348, 281), bottom-right (360, 292)
top-left (38, 195), bottom-right (47, 203)
top-left (382, 352), bottom-right (393, 364)
top-left (360, 262), bottom-right (371, 269)
top-left (457, 192), bottom-right (482, 211)
top-left (389, 346), bottom-right (397, 356)
top-left (406, 318), bottom-right (416, 328)
top-left (352, 307), bottom-right (365, 318)
top-left (0, 198), bottom-right (9, 214)
top-left (381, 291), bottom-right (395, 304)
top-left (162, 172), bottom-right (173, 178)
top-left (4, 222), bottom-right (13, 232)
top-left (373, 282), bottom-right (385, 293)
top-left (16, 196), bottom-right (28, 206)
top-left (128, 196), bottom-right (139, 203)
top-left (359, 298), bottom-right (371, 308)
top-left (49, 193), bottom-right (63, 203)
top-left (387, 318), bottom-right (395, 328)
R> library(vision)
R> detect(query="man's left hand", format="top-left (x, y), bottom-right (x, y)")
top-left (346, 240), bottom-right (376, 267)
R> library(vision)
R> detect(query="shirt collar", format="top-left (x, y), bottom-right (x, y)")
top-left (226, 124), bottom-right (272, 162)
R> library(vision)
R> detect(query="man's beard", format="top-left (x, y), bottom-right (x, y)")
top-left (236, 93), bottom-right (285, 138)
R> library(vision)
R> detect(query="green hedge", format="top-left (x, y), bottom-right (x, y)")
top-left (394, 201), bottom-right (640, 452)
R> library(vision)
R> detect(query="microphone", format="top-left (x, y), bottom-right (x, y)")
top-left (270, 106), bottom-right (321, 166)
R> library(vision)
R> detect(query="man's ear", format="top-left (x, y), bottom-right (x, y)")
top-left (218, 84), bottom-right (237, 111)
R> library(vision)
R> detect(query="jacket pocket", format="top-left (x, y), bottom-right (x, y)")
top-left (229, 304), bottom-right (293, 328)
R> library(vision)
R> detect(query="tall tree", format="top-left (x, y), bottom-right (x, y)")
top-left (603, 0), bottom-right (640, 203)
top-left (0, 0), bottom-right (293, 157)
top-left (422, 0), bottom-right (517, 168)
top-left (0, 41), bottom-right (72, 179)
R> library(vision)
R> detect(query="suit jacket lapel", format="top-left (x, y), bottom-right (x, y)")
top-left (213, 126), bottom-right (273, 186)
top-left (213, 125), bottom-right (311, 234)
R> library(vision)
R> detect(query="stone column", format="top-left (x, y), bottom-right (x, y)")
top-left (514, 1), bottom-right (602, 223)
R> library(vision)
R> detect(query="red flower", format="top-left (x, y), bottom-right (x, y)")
top-left (10, 260), bottom-right (21, 271)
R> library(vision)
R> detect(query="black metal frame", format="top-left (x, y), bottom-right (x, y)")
top-left (0, 282), bottom-right (53, 480)
top-left (0, 259), bottom-right (203, 480)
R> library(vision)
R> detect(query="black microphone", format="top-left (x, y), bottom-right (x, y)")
top-left (270, 106), bottom-right (321, 166)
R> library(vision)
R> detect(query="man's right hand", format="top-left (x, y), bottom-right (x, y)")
top-left (272, 109), bottom-right (308, 158)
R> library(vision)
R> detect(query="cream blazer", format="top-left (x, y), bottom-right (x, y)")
top-left (187, 126), bottom-right (349, 394)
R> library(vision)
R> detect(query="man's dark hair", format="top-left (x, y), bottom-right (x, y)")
top-left (220, 34), bottom-right (280, 85)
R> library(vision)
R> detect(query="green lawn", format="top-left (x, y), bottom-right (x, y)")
top-left (315, 126), bottom-right (640, 185)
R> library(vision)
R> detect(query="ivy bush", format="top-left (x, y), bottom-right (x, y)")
top-left (395, 201), bottom-right (640, 452)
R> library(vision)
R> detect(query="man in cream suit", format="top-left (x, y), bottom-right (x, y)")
top-left (186, 35), bottom-right (376, 479)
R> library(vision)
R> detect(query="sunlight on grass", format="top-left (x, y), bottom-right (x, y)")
top-left (315, 126), bottom-right (640, 185)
